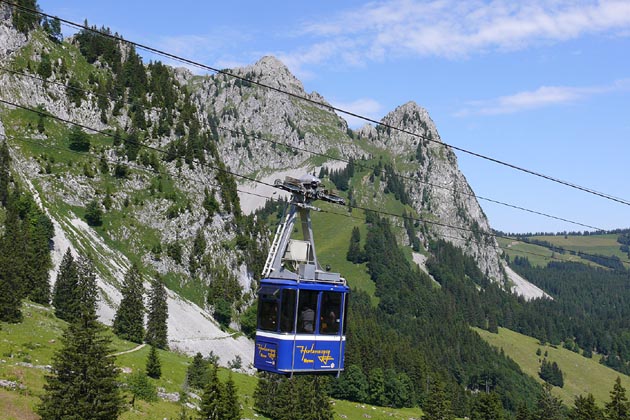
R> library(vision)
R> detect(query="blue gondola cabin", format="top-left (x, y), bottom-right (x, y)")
top-left (254, 175), bottom-right (349, 375)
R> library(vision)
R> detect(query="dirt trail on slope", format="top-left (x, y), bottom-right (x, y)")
top-left (112, 343), bottom-right (146, 356)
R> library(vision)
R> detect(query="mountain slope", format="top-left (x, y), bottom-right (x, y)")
top-left (0, 4), bottom-right (256, 364)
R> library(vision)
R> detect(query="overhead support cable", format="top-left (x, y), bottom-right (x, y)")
top-left (2, 0), bottom-right (630, 208)
top-left (0, 66), bottom-right (604, 231)
top-left (1, 96), bottom-right (628, 267)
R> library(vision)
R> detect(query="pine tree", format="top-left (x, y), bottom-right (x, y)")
top-left (569, 393), bottom-right (603, 420)
top-left (186, 352), bottom-right (208, 390)
top-left (84, 199), bottom-right (103, 226)
top-left (0, 190), bottom-right (26, 322)
top-left (145, 275), bottom-right (168, 349)
top-left (146, 345), bottom-right (161, 379)
top-left (253, 372), bottom-right (282, 418)
top-left (52, 249), bottom-right (80, 322)
top-left (128, 371), bottom-right (157, 406)
top-left (0, 141), bottom-right (11, 206)
top-left (113, 263), bottom-right (145, 342)
top-left (470, 392), bottom-right (505, 420)
top-left (346, 226), bottom-right (364, 264)
top-left (423, 380), bottom-right (454, 420)
top-left (368, 367), bottom-right (387, 406)
top-left (198, 363), bottom-right (224, 420)
top-left (221, 373), bottom-right (241, 420)
top-left (605, 377), bottom-right (629, 420)
top-left (23, 203), bottom-right (54, 305)
top-left (68, 126), bottom-right (90, 152)
top-left (533, 383), bottom-right (565, 420)
top-left (38, 256), bottom-right (123, 419)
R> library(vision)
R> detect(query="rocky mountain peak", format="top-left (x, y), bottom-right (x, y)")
top-left (383, 101), bottom-right (437, 137)
top-left (240, 55), bottom-right (305, 96)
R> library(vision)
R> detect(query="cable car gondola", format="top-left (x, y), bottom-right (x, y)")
top-left (254, 174), bottom-right (349, 375)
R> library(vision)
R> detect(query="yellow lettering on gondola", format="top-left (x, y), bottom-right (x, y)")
top-left (257, 343), bottom-right (276, 361)
top-left (296, 344), bottom-right (335, 366)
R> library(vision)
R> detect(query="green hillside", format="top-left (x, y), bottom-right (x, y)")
top-left (498, 231), bottom-right (630, 269)
top-left (0, 302), bottom-right (425, 420)
top-left (476, 327), bottom-right (630, 406)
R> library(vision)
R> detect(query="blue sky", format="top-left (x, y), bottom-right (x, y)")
top-left (38, 0), bottom-right (630, 234)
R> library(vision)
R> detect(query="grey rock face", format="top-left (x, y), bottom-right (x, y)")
top-left (375, 102), bottom-right (504, 282)
top-left (0, 4), bottom-right (27, 61)
top-left (192, 65), bottom-right (505, 283)
top-left (191, 56), bottom-right (361, 176)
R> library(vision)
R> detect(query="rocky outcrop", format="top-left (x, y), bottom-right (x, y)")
top-left (0, 3), bottom-right (27, 62)
top-left (192, 56), bottom-right (362, 176)
top-left (372, 102), bottom-right (505, 282)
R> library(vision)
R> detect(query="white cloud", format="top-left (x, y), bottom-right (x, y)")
top-left (330, 98), bottom-right (384, 128)
top-left (292, 0), bottom-right (630, 64)
top-left (456, 79), bottom-right (630, 115)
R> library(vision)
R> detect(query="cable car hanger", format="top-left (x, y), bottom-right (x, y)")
top-left (261, 174), bottom-right (347, 284)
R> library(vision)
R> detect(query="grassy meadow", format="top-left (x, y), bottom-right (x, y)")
top-left (0, 302), bottom-right (425, 420)
top-left (476, 327), bottom-right (630, 407)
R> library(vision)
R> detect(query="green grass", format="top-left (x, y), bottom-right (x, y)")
top-left (498, 232), bottom-right (630, 269)
top-left (0, 302), bottom-right (427, 420)
top-left (533, 234), bottom-right (630, 268)
top-left (476, 327), bottom-right (630, 407)
top-left (311, 203), bottom-right (377, 303)
top-left (497, 237), bottom-right (579, 268)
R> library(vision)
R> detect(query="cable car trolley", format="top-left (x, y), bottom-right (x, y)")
top-left (254, 174), bottom-right (349, 375)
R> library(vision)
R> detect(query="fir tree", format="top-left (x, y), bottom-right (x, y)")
top-left (332, 364), bottom-right (368, 402)
top-left (605, 377), bottom-right (629, 420)
top-left (198, 363), bottom-right (223, 420)
top-left (11, 0), bottom-right (40, 34)
top-left (253, 374), bottom-right (332, 420)
top-left (145, 275), bottom-right (168, 349)
top-left (423, 380), bottom-right (454, 420)
top-left (113, 263), bottom-right (145, 342)
top-left (368, 367), bottom-right (387, 406)
top-left (308, 376), bottom-right (334, 420)
top-left (24, 204), bottom-right (54, 305)
top-left (84, 199), bottom-right (103, 226)
top-left (515, 403), bottom-right (531, 420)
top-left (186, 352), bottom-right (208, 390)
top-left (539, 358), bottom-right (564, 387)
top-left (222, 373), bottom-right (241, 420)
top-left (533, 383), bottom-right (565, 420)
top-left (346, 226), bottom-right (365, 264)
top-left (0, 141), bottom-right (10, 206)
top-left (253, 372), bottom-right (282, 418)
top-left (128, 371), bottom-right (157, 406)
top-left (0, 194), bottom-right (25, 322)
top-left (68, 126), bottom-right (90, 152)
top-left (52, 249), bottom-right (80, 322)
top-left (470, 392), bottom-right (505, 420)
top-left (37, 53), bottom-right (52, 79)
top-left (146, 345), bottom-right (161, 379)
top-left (38, 256), bottom-right (123, 419)
top-left (569, 393), bottom-right (603, 420)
